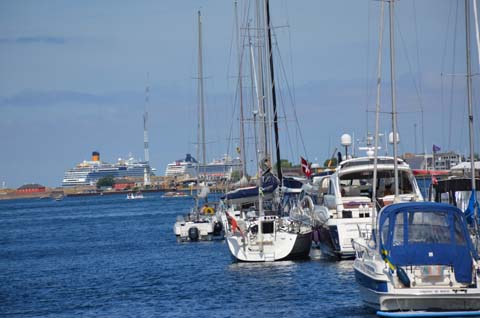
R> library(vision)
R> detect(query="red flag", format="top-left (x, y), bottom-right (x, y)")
top-left (226, 212), bottom-right (244, 237)
top-left (301, 157), bottom-right (312, 177)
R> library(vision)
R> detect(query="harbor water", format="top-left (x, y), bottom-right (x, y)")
top-left (0, 194), bottom-right (376, 317)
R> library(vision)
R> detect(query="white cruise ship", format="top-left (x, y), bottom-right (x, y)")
top-left (165, 153), bottom-right (242, 181)
top-left (62, 151), bottom-right (155, 187)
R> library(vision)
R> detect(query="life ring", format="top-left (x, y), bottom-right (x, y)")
top-left (204, 207), bottom-right (215, 214)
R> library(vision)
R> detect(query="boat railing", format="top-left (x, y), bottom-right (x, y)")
top-left (351, 238), bottom-right (377, 260)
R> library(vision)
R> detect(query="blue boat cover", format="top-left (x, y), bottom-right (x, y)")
top-left (379, 202), bottom-right (478, 284)
top-left (222, 172), bottom-right (279, 201)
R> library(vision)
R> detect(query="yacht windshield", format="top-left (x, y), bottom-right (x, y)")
top-left (339, 170), bottom-right (414, 198)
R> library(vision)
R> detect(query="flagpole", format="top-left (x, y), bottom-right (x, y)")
top-left (432, 147), bottom-right (435, 171)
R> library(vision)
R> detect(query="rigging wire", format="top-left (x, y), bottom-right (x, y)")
top-left (440, 0), bottom-right (455, 153)
top-left (283, 0), bottom-right (302, 160)
top-left (272, 31), bottom-right (308, 161)
top-left (394, 9), bottom-right (425, 141)
top-left (365, 0), bottom-right (373, 137)
top-left (411, 0), bottom-right (426, 155)
top-left (447, 1), bottom-right (460, 151)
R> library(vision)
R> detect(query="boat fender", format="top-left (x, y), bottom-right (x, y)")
top-left (312, 229), bottom-right (320, 243)
top-left (397, 267), bottom-right (411, 288)
top-left (382, 249), bottom-right (410, 287)
top-left (204, 207), bottom-right (215, 214)
top-left (188, 227), bottom-right (199, 241)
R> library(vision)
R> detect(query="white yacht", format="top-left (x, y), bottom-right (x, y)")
top-left (304, 156), bottom-right (423, 260)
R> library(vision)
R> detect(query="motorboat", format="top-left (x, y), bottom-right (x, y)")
top-left (162, 191), bottom-right (190, 198)
top-left (126, 192), bottom-right (144, 200)
top-left (174, 202), bottom-right (224, 242)
top-left (353, 202), bottom-right (480, 314)
top-left (302, 156), bottom-right (423, 260)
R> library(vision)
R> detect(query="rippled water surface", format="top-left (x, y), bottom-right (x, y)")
top-left (0, 194), bottom-right (376, 317)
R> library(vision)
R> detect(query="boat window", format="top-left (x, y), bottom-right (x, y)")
top-left (339, 170), bottom-right (415, 198)
top-left (381, 217), bottom-right (390, 247)
top-left (454, 214), bottom-right (467, 245)
top-left (398, 173), bottom-right (414, 194)
top-left (393, 213), bottom-right (404, 246)
top-left (328, 179), bottom-right (334, 195)
top-left (407, 211), bottom-right (450, 244)
top-left (319, 178), bottom-right (329, 194)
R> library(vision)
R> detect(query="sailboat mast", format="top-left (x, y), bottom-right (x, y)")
top-left (144, 77), bottom-right (150, 164)
top-left (388, 0), bottom-right (399, 198)
top-left (466, 0), bottom-right (475, 191)
top-left (256, 0), bottom-right (268, 160)
top-left (143, 74), bottom-right (151, 186)
top-left (198, 10), bottom-right (206, 167)
top-left (235, 1), bottom-right (247, 178)
top-left (372, 0), bottom-right (386, 229)
top-left (465, 0), bottom-right (477, 228)
top-left (265, 0), bottom-right (282, 182)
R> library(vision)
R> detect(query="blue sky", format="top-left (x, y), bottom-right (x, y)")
top-left (0, 0), bottom-right (479, 188)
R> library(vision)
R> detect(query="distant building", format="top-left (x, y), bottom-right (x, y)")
top-left (450, 161), bottom-right (480, 177)
top-left (402, 151), bottom-right (462, 170)
top-left (113, 178), bottom-right (136, 191)
top-left (16, 183), bottom-right (46, 194)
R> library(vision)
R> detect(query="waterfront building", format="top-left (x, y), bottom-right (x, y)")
top-left (403, 151), bottom-right (462, 170)
top-left (16, 183), bottom-right (46, 194)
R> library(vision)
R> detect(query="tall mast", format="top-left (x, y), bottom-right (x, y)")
top-left (465, 0), bottom-right (477, 231)
top-left (198, 10), bottom-right (206, 167)
top-left (256, 0), bottom-right (267, 160)
top-left (388, 0), bottom-right (399, 198)
top-left (265, 0), bottom-right (282, 182)
top-left (143, 74), bottom-right (151, 186)
top-left (144, 75), bottom-right (150, 165)
top-left (372, 0), bottom-right (385, 229)
top-left (235, 1), bottom-right (247, 178)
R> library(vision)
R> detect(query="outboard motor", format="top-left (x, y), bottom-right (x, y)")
top-left (213, 222), bottom-right (223, 236)
top-left (188, 227), bottom-right (199, 241)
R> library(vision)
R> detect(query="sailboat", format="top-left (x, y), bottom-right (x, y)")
top-left (352, 1), bottom-right (480, 314)
top-left (173, 10), bottom-right (223, 242)
top-left (219, 0), bottom-right (312, 262)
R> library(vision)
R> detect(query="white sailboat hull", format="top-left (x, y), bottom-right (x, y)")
top-left (225, 231), bottom-right (311, 262)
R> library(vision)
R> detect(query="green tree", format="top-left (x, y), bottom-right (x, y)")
top-left (279, 159), bottom-right (292, 168)
top-left (96, 175), bottom-right (115, 188)
top-left (230, 171), bottom-right (241, 182)
top-left (323, 158), bottom-right (337, 168)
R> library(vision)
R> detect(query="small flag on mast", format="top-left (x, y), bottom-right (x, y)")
top-left (301, 157), bottom-right (312, 178)
top-left (432, 144), bottom-right (441, 153)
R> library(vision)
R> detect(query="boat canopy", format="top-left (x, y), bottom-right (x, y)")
top-left (379, 202), bottom-right (478, 284)
top-left (222, 173), bottom-right (278, 203)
